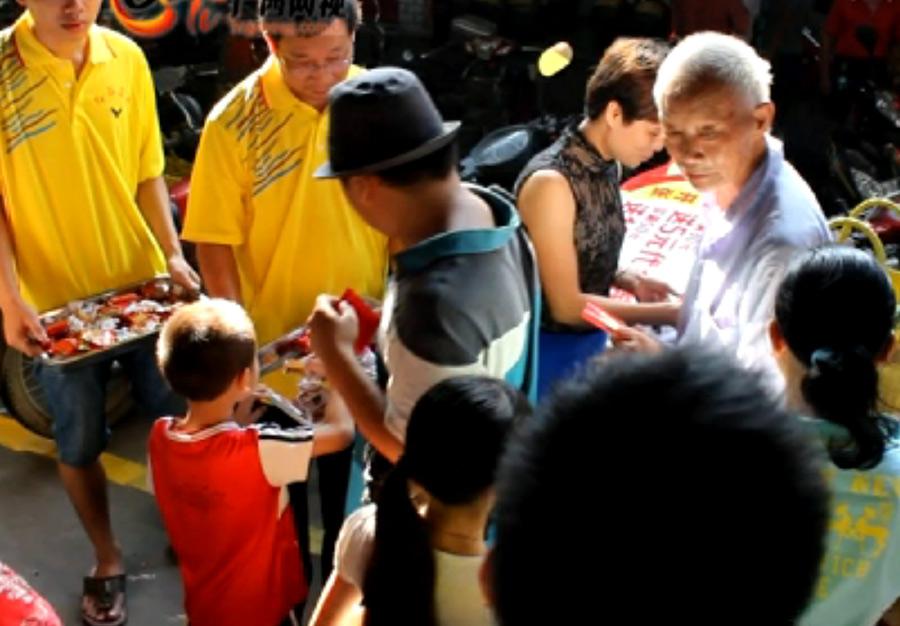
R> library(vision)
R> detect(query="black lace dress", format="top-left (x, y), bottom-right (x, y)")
top-left (515, 123), bottom-right (626, 333)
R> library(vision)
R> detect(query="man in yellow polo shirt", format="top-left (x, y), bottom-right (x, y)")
top-left (0, 0), bottom-right (199, 623)
top-left (183, 0), bottom-right (388, 589)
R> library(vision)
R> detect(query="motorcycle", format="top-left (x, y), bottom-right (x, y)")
top-left (821, 25), bottom-right (900, 213)
top-left (459, 113), bottom-right (576, 190)
top-left (386, 13), bottom-right (579, 190)
top-left (387, 13), bottom-right (574, 154)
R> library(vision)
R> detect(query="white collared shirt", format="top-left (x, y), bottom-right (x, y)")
top-left (678, 136), bottom-right (831, 393)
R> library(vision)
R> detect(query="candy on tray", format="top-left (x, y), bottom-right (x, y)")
top-left (39, 277), bottom-right (193, 364)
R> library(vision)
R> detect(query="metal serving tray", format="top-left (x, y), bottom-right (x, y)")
top-left (38, 276), bottom-right (197, 370)
top-left (257, 326), bottom-right (310, 377)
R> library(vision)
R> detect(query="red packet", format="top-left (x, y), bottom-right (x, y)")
top-left (581, 302), bottom-right (627, 339)
top-left (275, 332), bottom-right (311, 356)
top-left (340, 288), bottom-right (381, 353)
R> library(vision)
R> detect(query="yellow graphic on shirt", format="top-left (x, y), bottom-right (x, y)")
top-left (184, 60), bottom-right (388, 398)
top-left (829, 503), bottom-right (891, 557)
top-left (0, 44), bottom-right (57, 153)
top-left (815, 471), bottom-right (896, 600)
top-left (222, 86), bottom-right (303, 198)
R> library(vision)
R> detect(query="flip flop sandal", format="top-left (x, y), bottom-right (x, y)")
top-left (82, 573), bottom-right (127, 626)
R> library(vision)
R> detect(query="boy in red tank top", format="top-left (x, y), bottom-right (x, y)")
top-left (149, 299), bottom-right (354, 626)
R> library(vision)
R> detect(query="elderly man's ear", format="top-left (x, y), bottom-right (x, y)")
top-left (479, 549), bottom-right (496, 609)
top-left (753, 101), bottom-right (776, 134)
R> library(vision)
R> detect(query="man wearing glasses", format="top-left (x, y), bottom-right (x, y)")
top-left (182, 0), bottom-right (388, 586)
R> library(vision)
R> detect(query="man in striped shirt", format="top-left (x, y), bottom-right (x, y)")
top-left (308, 68), bottom-right (540, 465)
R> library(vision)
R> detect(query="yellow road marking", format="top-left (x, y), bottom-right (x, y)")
top-left (0, 415), bottom-right (56, 456)
top-left (0, 414), bottom-right (150, 492)
top-left (0, 413), bottom-right (325, 553)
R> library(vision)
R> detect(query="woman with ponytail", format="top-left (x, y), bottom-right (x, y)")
top-left (309, 376), bottom-right (530, 626)
top-left (770, 245), bottom-right (900, 626)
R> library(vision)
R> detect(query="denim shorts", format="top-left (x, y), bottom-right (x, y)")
top-left (33, 344), bottom-right (185, 466)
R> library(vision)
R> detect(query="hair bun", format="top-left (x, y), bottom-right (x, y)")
top-left (809, 346), bottom-right (872, 375)
top-left (809, 348), bottom-right (843, 378)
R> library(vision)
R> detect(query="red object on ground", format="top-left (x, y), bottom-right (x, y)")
top-left (339, 288), bottom-right (381, 353)
top-left (0, 562), bottom-right (62, 625)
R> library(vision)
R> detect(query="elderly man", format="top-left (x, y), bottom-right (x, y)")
top-left (620, 32), bottom-right (830, 387)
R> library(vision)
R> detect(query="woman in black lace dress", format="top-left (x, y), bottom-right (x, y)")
top-left (516, 38), bottom-right (679, 396)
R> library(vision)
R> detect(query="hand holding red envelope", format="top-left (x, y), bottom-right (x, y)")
top-left (303, 288), bottom-right (381, 357)
top-left (581, 302), bottom-right (628, 340)
top-left (338, 288), bottom-right (381, 353)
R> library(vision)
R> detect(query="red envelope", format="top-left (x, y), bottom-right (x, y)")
top-left (581, 302), bottom-right (627, 339)
top-left (340, 288), bottom-right (381, 353)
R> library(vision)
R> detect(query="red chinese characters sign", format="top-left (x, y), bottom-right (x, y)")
top-left (617, 161), bottom-right (705, 296)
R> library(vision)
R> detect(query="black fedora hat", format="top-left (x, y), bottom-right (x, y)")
top-left (314, 67), bottom-right (460, 179)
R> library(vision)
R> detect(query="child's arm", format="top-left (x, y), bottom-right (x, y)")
top-left (310, 505), bottom-right (374, 626)
top-left (311, 393), bottom-right (355, 458)
top-left (256, 424), bottom-right (315, 487)
top-left (308, 571), bottom-right (364, 626)
top-left (255, 393), bottom-right (353, 487)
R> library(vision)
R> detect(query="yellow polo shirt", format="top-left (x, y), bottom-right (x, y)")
top-left (184, 58), bottom-right (389, 347)
top-left (0, 14), bottom-right (166, 312)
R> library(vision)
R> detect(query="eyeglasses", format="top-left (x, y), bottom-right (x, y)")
top-left (280, 55), bottom-right (351, 77)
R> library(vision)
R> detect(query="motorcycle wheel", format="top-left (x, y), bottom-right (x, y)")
top-left (0, 344), bottom-right (133, 440)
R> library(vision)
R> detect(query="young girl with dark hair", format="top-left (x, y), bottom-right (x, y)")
top-left (770, 245), bottom-right (900, 626)
top-left (309, 375), bottom-right (530, 626)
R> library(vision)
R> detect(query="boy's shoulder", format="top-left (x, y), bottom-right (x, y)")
top-left (150, 416), bottom-right (178, 439)
top-left (148, 418), bottom-right (258, 447)
top-left (250, 421), bottom-right (314, 443)
top-left (150, 417), bottom-right (312, 443)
